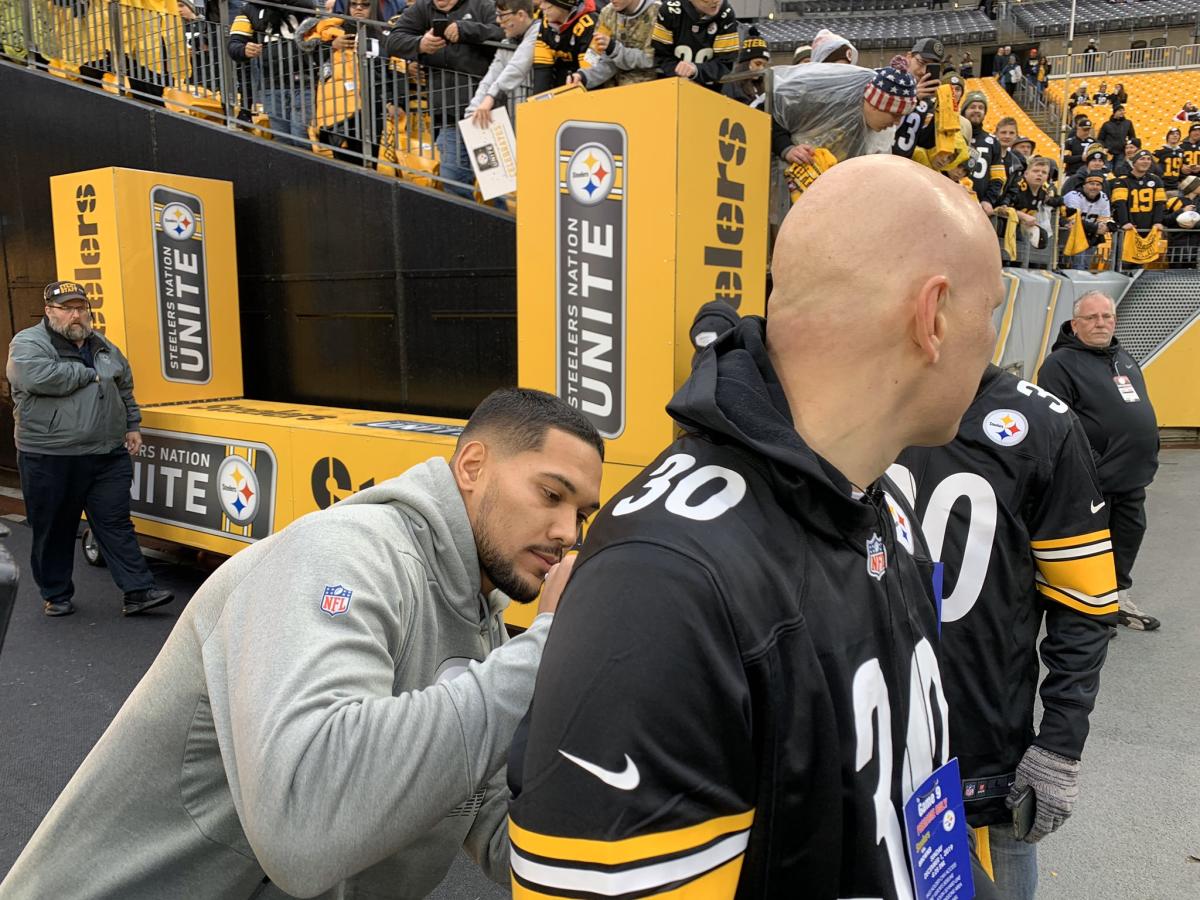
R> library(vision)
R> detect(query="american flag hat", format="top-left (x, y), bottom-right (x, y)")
top-left (863, 66), bottom-right (917, 116)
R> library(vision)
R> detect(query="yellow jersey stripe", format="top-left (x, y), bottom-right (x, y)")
top-left (652, 23), bottom-right (673, 45)
top-left (230, 15), bottom-right (252, 36)
top-left (509, 809), bottom-right (754, 868)
top-left (1036, 582), bottom-right (1119, 616)
top-left (512, 855), bottom-right (743, 899)
top-left (1031, 540), bottom-right (1111, 561)
top-left (533, 43), bottom-right (554, 65)
top-left (1030, 529), bottom-right (1110, 550)
top-left (1035, 554), bottom-right (1118, 599)
top-left (510, 828), bottom-right (749, 896)
top-left (713, 35), bottom-right (739, 49)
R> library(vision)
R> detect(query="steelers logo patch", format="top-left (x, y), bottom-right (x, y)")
top-left (566, 143), bottom-right (616, 206)
top-left (883, 492), bottom-right (915, 555)
top-left (218, 454), bottom-right (261, 525)
top-left (160, 202), bottom-right (198, 241)
top-left (983, 408), bottom-right (1029, 447)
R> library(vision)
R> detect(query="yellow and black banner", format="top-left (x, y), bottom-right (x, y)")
top-left (50, 167), bottom-right (243, 405)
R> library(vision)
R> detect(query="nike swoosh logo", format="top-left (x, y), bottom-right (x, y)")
top-left (558, 750), bottom-right (640, 791)
top-left (1091, 500), bottom-right (1106, 513)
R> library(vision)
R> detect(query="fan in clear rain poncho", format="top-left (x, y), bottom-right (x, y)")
top-left (769, 64), bottom-right (917, 218)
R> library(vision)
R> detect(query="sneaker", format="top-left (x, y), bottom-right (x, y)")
top-left (44, 599), bottom-right (75, 617)
top-left (123, 588), bottom-right (175, 617)
top-left (1117, 590), bottom-right (1161, 631)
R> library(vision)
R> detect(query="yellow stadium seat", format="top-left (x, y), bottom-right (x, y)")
top-left (1047, 71), bottom-right (1200, 149)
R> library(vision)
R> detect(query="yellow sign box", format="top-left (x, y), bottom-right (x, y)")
top-left (516, 78), bottom-right (770, 469)
top-left (49, 166), bottom-right (243, 405)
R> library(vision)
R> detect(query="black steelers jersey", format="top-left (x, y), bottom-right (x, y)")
top-left (892, 98), bottom-right (934, 159)
top-left (894, 366), bottom-right (1116, 828)
top-left (967, 131), bottom-right (1005, 207)
top-left (509, 316), bottom-right (953, 899)
top-left (1155, 144), bottom-right (1184, 189)
top-left (532, 0), bottom-right (598, 92)
top-left (651, 0), bottom-right (738, 91)
top-left (1112, 172), bottom-right (1167, 232)
top-left (1181, 139), bottom-right (1200, 173)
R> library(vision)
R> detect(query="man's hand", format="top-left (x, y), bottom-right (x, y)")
top-left (591, 32), bottom-right (610, 53)
top-left (674, 60), bottom-right (697, 79)
top-left (244, 41), bottom-right (262, 58)
top-left (566, 71), bottom-right (585, 86)
top-left (444, 21), bottom-right (460, 43)
top-left (916, 72), bottom-right (939, 101)
top-left (419, 30), bottom-right (447, 54)
top-left (472, 94), bottom-right (495, 128)
top-left (784, 143), bottom-right (816, 165)
top-left (1017, 211), bottom-right (1037, 228)
top-left (1123, 222), bottom-right (1136, 231)
top-left (331, 33), bottom-right (356, 51)
top-left (981, 201), bottom-right (995, 216)
top-left (1006, 745), bottom-right (1080, 843)
top-left (537, 552), bottom-right (577, 616)
top-left (125, 431), bottom-right (143, 456)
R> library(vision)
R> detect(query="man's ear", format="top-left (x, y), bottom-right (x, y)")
top-left (451, 440), bottom-right (488, 500)
top-left (912, 274), bottom-right (950, 365)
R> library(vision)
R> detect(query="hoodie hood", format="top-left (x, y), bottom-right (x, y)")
top-left (1051, 318), bottom-right (1121, 357)
top-left (667, 316), bottom-right (882, 543)
top-left (332, 456), bottom-right (510, 617)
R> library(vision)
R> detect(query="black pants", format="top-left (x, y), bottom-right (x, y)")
top-left (1105, 488), bottom-right (1147, 591)
top-left (17, 449), bottom-right (153, 604)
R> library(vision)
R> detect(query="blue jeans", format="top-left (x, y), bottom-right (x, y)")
top-left (1066, 246), bottom-right (1096, 270)
top-left (987, 824), bottom-right (1038, 900)
top-left (436, 124), bottom-right (475, 199)
top-left (261, 84), bottom-right (313, 149)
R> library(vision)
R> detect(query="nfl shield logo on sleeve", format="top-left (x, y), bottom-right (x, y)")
top-left (866, 533), bottom-right (888, 581)
top-left (321, 585), bottom-right (353, 617)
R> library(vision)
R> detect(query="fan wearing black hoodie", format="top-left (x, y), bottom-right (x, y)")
top-left (507, 156), bottom-right (1007, 899)
top-left (1037, 291), bottom-right (1161, 632)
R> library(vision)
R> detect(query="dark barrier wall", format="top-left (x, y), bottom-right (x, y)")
top-left (0, 64), bottom-right (516, 470)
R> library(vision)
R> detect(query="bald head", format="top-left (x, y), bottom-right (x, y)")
top-left (765, 155), bottom-right (1005, 480)
top-left (770, 155), bottom-right (998, 325)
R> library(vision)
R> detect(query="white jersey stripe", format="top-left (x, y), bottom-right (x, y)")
top-left (1032, 541), bottom-right (1112, 561)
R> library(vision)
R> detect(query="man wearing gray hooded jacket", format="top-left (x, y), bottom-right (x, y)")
top-left (0, 387), bottom-right (604, 900)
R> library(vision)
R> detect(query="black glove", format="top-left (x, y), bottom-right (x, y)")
top-left (1006, 745), bottom-right (1079, 843)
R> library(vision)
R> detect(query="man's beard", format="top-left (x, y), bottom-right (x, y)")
top-left (474, 486), bottom-right (543, 604)
top-left (48, 318), bottom-right (91, 342)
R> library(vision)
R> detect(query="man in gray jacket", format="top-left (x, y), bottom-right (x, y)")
top-left (0, 387), bottom-right (603, 899)
top-left (5, 280), bottom-right (173, 617)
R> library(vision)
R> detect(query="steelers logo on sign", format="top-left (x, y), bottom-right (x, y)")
top-left (983, 408), bottom-right (1029, 447)
top-left (883, 491), bottom-right (915, 555)
top-left (218, 454), bottom-right (261, 525)
top-left (567, 143), bottom-right (616, 206)
top-left (161, 202), bottom-right (197, 241)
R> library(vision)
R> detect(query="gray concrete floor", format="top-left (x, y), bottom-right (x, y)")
top-left (2, 451), bottom-right (1197, 898)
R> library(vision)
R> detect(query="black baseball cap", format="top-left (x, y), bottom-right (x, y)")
top-left (911, 38), bottom-right (945, 63)
top-left (1189, 123), bottom-right (1200, 133)
top-left (43, 280), bottom-right (89, 305)
top-left (1077, 118), bottom-right (1092, 129)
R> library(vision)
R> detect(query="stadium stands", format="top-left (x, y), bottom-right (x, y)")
top-left (1047, 71), bottom-right (1200, 141)
top-left (779, 0), bottom-right (933, 13)
top-left (1013, 0), bottom-right (1198, 38)
top-left (757, 8), bottom-right (996, 51)
top-left (964, 77), bottom-right (1060, 162)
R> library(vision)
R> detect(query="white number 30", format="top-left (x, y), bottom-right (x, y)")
top-left (612, 453), bottom-right (746, 521)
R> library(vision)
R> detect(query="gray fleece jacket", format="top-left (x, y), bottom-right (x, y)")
top-left (0, 458), bottom-right (550, 899)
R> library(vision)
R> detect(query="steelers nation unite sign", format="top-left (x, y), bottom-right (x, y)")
top-left (151, 185), bottom-right (213, 384)
top-left (556, 122), bottom-right (627, 439)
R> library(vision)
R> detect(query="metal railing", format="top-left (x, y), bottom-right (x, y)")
top-left (1055, 224), bottom-right (1200, 273)
top-left (0, 0), bottom-right (524, 198)
top-left (1045, 43), bottom-right (1200, 80)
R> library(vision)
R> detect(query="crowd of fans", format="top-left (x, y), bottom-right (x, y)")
top-left (22, 0), bottom-right (1200, 268)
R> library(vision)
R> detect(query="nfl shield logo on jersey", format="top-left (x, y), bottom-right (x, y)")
top-left (320, 584), bottom-right (353, 617)
top-left (866, 533), bottom-right (887, 581)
